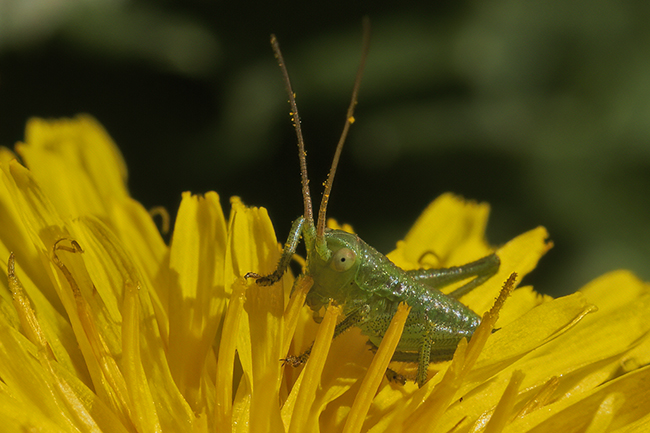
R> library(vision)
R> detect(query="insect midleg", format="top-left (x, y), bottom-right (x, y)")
top-left (245, 216), bottom-right (305, 285)
top-left (406, 253), bottom-right (500, 299)
top-left (283, 305), bottom-right (369, 367)
top-left (417, 333), bottom-right (434, 388)
top-left (363, 313), bottom-right (437, 387)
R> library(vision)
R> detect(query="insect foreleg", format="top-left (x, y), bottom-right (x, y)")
top-left (245, 216), bottom-right (305, 285)
top-left (407, 253), bottom-right (500, 299)
top-left (332, 305), bottom-right (370, 339)
top-left (283, 305), bottom-right (370, 367)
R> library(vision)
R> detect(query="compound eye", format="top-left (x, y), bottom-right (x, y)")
top-left (330, 248), bottom-right (356, 272)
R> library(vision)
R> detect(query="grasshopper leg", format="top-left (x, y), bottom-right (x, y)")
top-left (245, 217), bottom-right (305, 285)
top-left (390, 347), bottom-right (458, 364)
top-left (367, 343), bottom-right (410, 384)
top-left (416, 331), bottom-right (434, 388)
top-left (406, 253), bottom-right (500, 299)
top-left (283, 305), bottom-right (370, 367)
top-left (385, 367), bottom-right (407, 385)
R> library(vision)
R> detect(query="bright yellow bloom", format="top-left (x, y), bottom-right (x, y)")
top-left (0, 115), bottom-right (649, 432)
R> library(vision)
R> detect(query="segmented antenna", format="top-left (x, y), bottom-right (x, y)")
top-left (271, 34), bottom-right (315, 227)
top-left (316, 18), bottom-right (371, 238)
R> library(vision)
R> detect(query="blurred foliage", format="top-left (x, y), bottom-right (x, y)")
top-left (1, 0), bottom-right (649, 296)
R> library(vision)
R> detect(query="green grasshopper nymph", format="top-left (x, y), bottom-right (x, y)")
top-left (245, 24), bottom-right (500, 388)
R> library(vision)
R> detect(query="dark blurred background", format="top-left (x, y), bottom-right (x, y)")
top-left (1, 1), bottom-right (649, 296)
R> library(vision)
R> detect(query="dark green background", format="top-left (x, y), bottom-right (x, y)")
top-left (2, 1), bottom-right (649, 296)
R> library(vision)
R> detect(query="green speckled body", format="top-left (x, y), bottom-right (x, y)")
top-left (306, 229), bottom-right (482, 362)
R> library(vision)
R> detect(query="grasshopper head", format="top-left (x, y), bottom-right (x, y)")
top-left (306, 229), bottom-right (362, 312)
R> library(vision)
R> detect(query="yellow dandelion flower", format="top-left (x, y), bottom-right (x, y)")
top-left (0, 115), bottom-right (649, 433)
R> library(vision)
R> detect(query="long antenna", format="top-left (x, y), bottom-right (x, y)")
top-left (271, 34), bottom-right (315, 226)
top-left (316, 18), bottom-right (371, 238)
